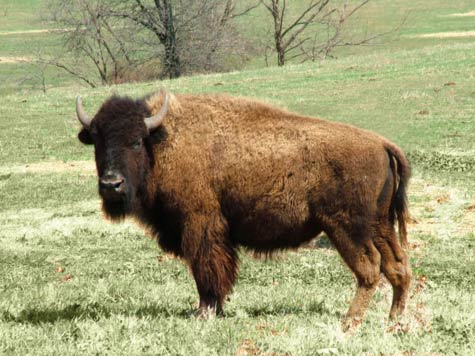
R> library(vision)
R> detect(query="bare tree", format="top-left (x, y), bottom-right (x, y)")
top-left (112, 0), bottom-right (258, 79)
top-left (261, 0), bottom-right (378, 66)
top-left (44, 0), bottom-right (138, 87)
top-left (41, 0), bottom-right (258, 84)
top-left (21, 50), bottom-right (49, 93)
top-left (111, 0), bottom-right (181, 79)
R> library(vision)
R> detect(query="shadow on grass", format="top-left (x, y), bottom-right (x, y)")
top-left (2, 300), bottom-right (340, 323)
top-left (1, 302), bottom-right (193, 324)
top-left (235, 299), bottom-right (340, 318)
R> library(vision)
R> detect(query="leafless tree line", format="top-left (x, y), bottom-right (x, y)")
top-left (36, 0), bottom-right (399, 88)
top-left (40, 0), bottom-right (259, 87)
top-left (111, 0), bottom-right (259, 79)
top-left (261, 0), bottom-right (376, 66)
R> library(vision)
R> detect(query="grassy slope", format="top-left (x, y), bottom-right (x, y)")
top-left (1, 0), bottom-right (475, 93)
top-left (1, 1), bottom-right (475, 355)
top-left (2, 42), bottom-right (475, 171)
top-left (0, 0), bottom-right (43, 32)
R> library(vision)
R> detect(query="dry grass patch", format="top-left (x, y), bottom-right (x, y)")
top-left (0, 160), bottom-right (95, 175)
top-left (0, 28), bottom-right (68, 36)
top-left (0, 56), bottom-right (32, 64)
top-left (458, 200), bottom-right (475, 234)
top-left (409, 31), bottom-right (475, 39)
top-left (446, 11), bottom-right (475, 17)
top-left (408, 177), bottom-right (468, 238)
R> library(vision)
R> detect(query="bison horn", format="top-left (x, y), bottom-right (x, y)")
top-left (76, 96), bottom-right (92, 129)
top-left (144, 92), bottom-right (169, 132)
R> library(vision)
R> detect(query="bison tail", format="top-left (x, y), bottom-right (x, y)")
top-left (385, 142), bottom-right (411, 249)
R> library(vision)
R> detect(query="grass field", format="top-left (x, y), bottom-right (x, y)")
top-left (1, 1), bottom-right (475, 355)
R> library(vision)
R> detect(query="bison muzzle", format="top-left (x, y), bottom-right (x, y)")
top-left (75, 90), bottom-right (411, 330)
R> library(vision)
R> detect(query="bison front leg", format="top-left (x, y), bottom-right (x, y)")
top-left (182, 213), bottom-right (239, 318)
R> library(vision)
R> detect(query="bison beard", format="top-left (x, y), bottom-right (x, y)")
top-left (101, 193), bottom-right (130, 220)
top-left (75, 90), bottom-right (411, 330)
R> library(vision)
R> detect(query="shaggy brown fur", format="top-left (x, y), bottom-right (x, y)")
top-left (77, 90), bottom-right (411, 328)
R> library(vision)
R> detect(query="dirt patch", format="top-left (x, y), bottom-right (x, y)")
top-left (0, 28), bottom-right (69, 36)
top-left (408, 177), bottom-right (472, 239)
top-left (446, 11), bottom-right (475, 17)
top-left (458, 201), bottom-right (475, 234)
top-left (0, 160), bottom-right (95, 175)
top-left (410, 31), bottom-right (475, 39)
top-left (0, 56), bottom-right (32, 64)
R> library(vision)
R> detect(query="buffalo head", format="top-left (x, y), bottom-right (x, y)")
top-left (76, 92), bottom-right (169, 219)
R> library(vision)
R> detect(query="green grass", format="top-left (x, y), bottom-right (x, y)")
top-left (1, 0), bottom-right (475, 355)
top-left (1, 184), bottom-right (474, 355)
top-left (0, 0), bottom-right (43, 32)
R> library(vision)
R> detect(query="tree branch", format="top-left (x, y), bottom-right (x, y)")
top-left (281, 0), bottom-right (329, 39)
top-left (43, 59), bottom-right (97, 87)
top-left (230, 1), bottom-right (260, 18)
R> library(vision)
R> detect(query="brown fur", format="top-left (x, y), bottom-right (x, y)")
top-left (77, 91), bottom-right (411, 328)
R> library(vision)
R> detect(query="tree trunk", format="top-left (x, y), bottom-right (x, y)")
top-left (276, 39), bottom-right (285, 66)
top-left (161, 0), bottom-right (181, 79)
top-left (270, 0), bottom-right (285, 66)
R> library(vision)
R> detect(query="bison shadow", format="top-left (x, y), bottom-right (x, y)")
top-left (240, 299), bottom-right (340, 318)
top-left (3, 300), bottom-right (339, 324)
top-left (2, 302), bottom-right (193, 324)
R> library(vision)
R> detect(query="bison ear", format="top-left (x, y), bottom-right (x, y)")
top-left (78, 128), bottom-right (94, 145)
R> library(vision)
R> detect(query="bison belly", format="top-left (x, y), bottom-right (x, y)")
top-left (226, 193), bottom-right (322, 252)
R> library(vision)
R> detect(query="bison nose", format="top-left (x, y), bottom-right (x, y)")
top-left (99, 172), bottom-right (125, 193)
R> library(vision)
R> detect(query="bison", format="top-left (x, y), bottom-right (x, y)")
top-left (75, 90), bottom-right (411, 329)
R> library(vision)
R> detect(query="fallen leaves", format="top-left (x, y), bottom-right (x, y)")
top-left (417, 110), bottom-right (430, 115)
top-left (235, 340), bottom-right (262, 356)
top-left (235, 339), bottom-right (291, 356)
top-left (436, 194), bottom-right (450, 204)
top-left (54, 265), bottom-right (73, 282)
top-left (414, 274), bottom-right (427, 293)
top-left (465, 204), bottom-right (475, 211)
top-left (61, 274), bottom-right (73, 283)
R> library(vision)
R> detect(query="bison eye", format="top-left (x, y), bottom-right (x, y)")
top-left (88, 126), bottom-right (98, 140)
top-left (132, 139), bottom-right (143, 150)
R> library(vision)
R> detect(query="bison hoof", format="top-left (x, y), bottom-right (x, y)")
top-left (195, 306), bottom-right (217, 320)
top-left (341, 316), bottom-right (363, 333)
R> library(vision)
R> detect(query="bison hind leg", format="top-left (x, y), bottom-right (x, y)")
top-left (374, 222), bottom-right (412, 319)
top-left (324, 220), bottom-right (381, 331)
